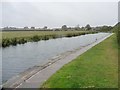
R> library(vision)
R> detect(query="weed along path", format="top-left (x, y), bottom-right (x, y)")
top-left (2, 33), bottom-right (113, 89)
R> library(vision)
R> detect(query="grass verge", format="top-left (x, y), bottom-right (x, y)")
top-left (41, 34), bottom-right (118, 88)
top-left (1, 31), bottom-right (96, 47)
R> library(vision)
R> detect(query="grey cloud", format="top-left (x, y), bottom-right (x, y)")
top-left (2, 2), bottom-right (118, 28)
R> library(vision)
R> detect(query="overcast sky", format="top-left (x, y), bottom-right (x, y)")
top-left (1, 1), bottom-right (119, 28)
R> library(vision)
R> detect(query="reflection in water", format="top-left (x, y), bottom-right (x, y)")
top-left (1, 33), bottom-right (110, 84)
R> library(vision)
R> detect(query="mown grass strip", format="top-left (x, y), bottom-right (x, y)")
top-left (41, 34), bottom-right (118, 88)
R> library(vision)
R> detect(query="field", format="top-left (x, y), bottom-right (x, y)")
top-left (1, 31), bottom-right (96, 47)
top-left (1, 31), bottom-right (89, 39)
top-left (41, 34), bottom-right (118, 88)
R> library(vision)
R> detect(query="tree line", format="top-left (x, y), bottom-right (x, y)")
top-left (2, 24), bottom-right (113, 32)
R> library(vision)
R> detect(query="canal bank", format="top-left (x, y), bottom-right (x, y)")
top-left (42, 33), bottom-right (118, 88)
top-left (2, 33), bottom-right (113, 89)
top-left (2, 33), bottom-right (109, 83)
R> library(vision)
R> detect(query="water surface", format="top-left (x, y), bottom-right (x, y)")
top-left (1, 33), bottom-right (110, 84)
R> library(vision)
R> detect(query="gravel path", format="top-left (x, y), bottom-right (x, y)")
top-left (2, 33), bottom-right (113, 89)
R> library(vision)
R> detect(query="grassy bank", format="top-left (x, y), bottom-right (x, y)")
top-left (2, 31), bottom-right (86, 39)
top-left (1, 31), bottom-right (97, 47)
top-left (41, 34), bottom-right (118, 88)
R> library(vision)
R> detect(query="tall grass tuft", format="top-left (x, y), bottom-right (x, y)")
top-left (11, 38), bottom-right (17, 45)
top-left (2, 38), bottom-right (11, 47)
top-left (31, 35), bottom-right (41, 42)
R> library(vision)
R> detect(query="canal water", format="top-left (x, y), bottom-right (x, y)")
top-left (1, 33), bottom-right (110, 84)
